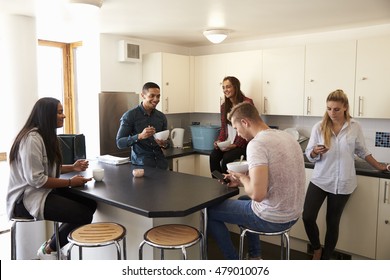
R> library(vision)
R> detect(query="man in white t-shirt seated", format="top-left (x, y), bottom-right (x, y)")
top-left (208, 102), bottom-right (306, 260)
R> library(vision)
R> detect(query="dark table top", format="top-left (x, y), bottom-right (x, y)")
top-left (62, 161), bottom-right (239, 218)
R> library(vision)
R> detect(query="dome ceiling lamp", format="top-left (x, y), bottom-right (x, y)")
top-left (203, 29), bottom-right (229, 44)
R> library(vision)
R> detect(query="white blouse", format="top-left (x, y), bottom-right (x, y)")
top-left (305, 119), bottom-right (371, 195)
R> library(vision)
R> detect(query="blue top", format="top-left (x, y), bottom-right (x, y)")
top-left (116, 103), bottom-right (169, 169)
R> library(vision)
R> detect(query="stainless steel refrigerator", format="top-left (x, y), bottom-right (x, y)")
top-left (99, 92), bottom-right (139, 157)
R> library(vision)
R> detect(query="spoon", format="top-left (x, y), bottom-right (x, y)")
top-left (239, 155), bottom-right (244, 164)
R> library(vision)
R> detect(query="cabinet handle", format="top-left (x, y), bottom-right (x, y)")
top-left (361, 77), bottom-right (368, 80)
top-left (358, 96), bottom-right (363, 117)
top-left (165, 97), bottom-right (169, 113)
top-left (384, 181), bottom-right (389, 204)
top-left (306, 96), bottom-right (311, 115)
top-left (310, 79), bottom-right (314, 82)
top-left (175, 159), bottom-right (179, 172)
top-left (385, 220), bottom-right (389, 225)
top-left (263, 97), bottom-right (268, 114)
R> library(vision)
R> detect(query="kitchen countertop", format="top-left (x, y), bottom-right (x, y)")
top-left (164, 143), bottom-right (390, 180)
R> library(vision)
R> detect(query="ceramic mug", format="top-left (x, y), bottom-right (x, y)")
top-left (93, 168), bottom-right (104, 181)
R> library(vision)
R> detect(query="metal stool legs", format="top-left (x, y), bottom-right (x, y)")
top-left (139, 224), bottom-right (203, 260)
top-left (239, 227), bottom-right (291, 260)
top-left (11, 218), bottom-right (60, 260)
top-left (66, 222), bottom-right (127, 260)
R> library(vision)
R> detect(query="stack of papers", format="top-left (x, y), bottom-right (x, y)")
top-left (98, 155), bottom-right (129, 165)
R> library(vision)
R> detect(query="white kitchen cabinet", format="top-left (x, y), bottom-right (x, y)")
top-left (171, 155), bottom-right (196, 175)
top-left (337, 176), bottom-right (379, 259)
top-left (355, 36), bottom-right (390, 118)
top-left (194, 54), bottom-right (226, 113)
top-left (304, 41), bottom-right (356, 116)
top-left (194, 51), bottom-right (262, 113)
top-left (376, 178), bottom-right (390, 260)
top-left (225, 51), bottom-right (262, 110)
top-left (262, 46), bottom-right (305, 116)
top-left (142, 52), bottom-right (190, 114)
top-left (195, 154), bottom-right (211, 178)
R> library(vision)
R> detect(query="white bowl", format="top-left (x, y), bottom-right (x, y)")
top-left (154, 130), bottom-right (170, 140)
top-left (227, 161), bottom-right (249, 173)
top-left (217, 140), bottom-right (231, 150)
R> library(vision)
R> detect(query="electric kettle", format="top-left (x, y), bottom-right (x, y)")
top-left (171, 128), bottom-right (185, 148)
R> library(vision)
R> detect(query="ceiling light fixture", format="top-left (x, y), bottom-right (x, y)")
top-left (68, 0), bottom-right (103, 8)
top-left (203, 29), bottom-right (229, 44)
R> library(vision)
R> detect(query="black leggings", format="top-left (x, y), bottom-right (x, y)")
top-left (302, 182), bottom-right (350, 259)
top-left (209, 147), bottom-right (246, 175)
top-left (43, 189), bottom-right (97, 251)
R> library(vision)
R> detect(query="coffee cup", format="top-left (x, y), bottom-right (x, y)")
top-left (93, 168), bottom-right (104, 181)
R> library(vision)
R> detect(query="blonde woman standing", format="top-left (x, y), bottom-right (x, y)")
top-left (303, 89), bottom-right (388, 260)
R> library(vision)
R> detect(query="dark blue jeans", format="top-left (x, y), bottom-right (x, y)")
top-left (208, 198), bottom-right (297, 259)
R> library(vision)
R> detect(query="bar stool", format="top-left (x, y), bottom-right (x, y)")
top-left (239, 226), bottom-right (292, 260)
top-left (66, 222), bottom-right (127, 260)
top-left (11, 215), bottom-right (61, 260)
top-left (139, 224), bottom-right (203, 260)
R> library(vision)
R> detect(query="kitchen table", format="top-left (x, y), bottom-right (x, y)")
top-left (61, 161), bottom-right (239, 259)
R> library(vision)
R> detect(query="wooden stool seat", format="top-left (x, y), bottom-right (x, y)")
top-left (145, 224), bottom-right (200, 246)
top-left (139, 224), bottom-right (203, 260)
top-left (67, 222), bottom-right (127, 260)
top-left (70, 222), bottom-right (126, 245)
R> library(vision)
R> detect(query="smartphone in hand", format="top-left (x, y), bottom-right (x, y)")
top-left (212, 170), bottom-right (230, 184)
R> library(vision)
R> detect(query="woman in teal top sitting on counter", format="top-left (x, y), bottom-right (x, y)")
top-left (209, 76), bottom-right (254, 177)
top-left (303, 89), bottom-right (389, 260)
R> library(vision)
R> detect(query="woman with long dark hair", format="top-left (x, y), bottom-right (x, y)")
top-left (7, 97), bottom-right (97, 260)
top-left (209, 76), bottom-right (254, 176)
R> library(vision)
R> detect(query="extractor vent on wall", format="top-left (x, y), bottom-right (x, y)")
top-left (118, 40), bottom-right (141, 63)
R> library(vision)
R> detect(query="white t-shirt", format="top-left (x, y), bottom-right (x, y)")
top-left (247, 129), bottom-right (306, 223)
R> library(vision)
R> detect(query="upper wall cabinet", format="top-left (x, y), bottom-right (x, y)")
top-left (225, 50), bottom-right (262, 111)
top-left (142, 52), bottom-right (190, 114)
top-left (304, 41), bottom-right (356, 116)
top-left (194, 54), bottom-right (226, 113)
top-left (262, 46), bottom-right (305, 116)
top-left (194, 51), bottom-right (262, 113)
top-left (355, 36), bottom-right (390, 119)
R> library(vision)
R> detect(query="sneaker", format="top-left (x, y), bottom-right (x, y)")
top-left (36, 242), bottom-right (58, 260)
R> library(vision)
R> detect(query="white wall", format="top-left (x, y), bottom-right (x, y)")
top-left (99, 33), bottom-right (191, 92)
top-left (0, 14), bottom-right (46, 260)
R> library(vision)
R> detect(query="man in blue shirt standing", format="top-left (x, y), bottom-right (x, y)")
top-left (116, 82), bottom-right (170, 169)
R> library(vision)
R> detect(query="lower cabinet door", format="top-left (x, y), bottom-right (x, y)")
top-left (336, 176), bottom-right (379, 259)
top-left (377, 179), bottom-right (390, 259)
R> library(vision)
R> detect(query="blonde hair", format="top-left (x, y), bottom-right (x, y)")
top-left (321, 89), bottom-right (351, 148)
